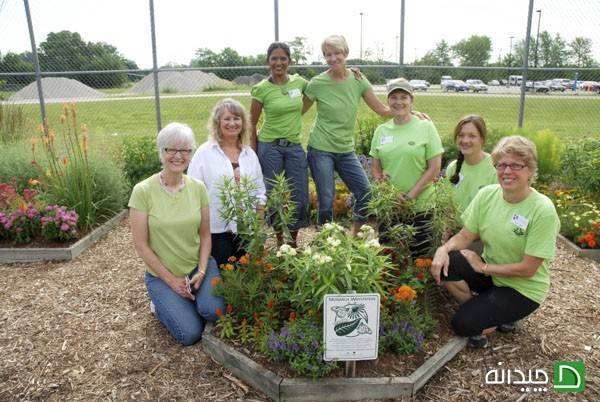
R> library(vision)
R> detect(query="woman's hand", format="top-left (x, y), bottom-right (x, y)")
top-left (411, 110), bottom-right (431, 121)
top-left (431, 246), bottom-right (450, 285)
top-left (460, 249), bottom-right (484, 273)
top-left (189, 269), bottom-right (207, 292)
top-left (168, 276), bottom-right (195, 300)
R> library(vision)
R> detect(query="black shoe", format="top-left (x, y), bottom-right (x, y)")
top-left (498, 322), bottom-right (516, 333)
top-left (467, 335), bottom-right (489, 349)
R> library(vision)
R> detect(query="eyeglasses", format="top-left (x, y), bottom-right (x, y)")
top-left (163, 148), bottom-right (192, 156)
top-left (495, 163), bottom-right (527, 171)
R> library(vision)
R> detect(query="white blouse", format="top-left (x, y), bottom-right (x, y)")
top-left (187, 140), bottom-right (266, 233)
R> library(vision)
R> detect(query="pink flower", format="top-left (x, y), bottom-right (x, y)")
top-left (60, 223), bottom-right (70, 232)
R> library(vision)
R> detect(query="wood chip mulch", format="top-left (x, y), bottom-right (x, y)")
top-left (1, 221), bottom-right (598, 401)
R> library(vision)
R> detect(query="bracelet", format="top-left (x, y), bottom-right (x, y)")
top-left (481, 263), bottom-right (488, 274)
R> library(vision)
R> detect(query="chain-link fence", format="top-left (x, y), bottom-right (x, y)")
top-left (1, 0), bottom-right (599, 146)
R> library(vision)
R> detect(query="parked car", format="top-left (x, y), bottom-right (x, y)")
top-left (466, 79), bottom-right (489, 92)
top-left (546, 80), bottom-right (566, 92)
top-left (487, 80), bottom-right (500, 86)
top-left (580, 81), bottom-right (600, 92)
top-left (443, 80), bottom-right (469, 92)
top-left (525, 81), bottom-right (550, 93)
top-left (552, 78), bottom-right (572, 90)
top-left (409, 79), bottom-right (429, 91)
top-left (440, 75), bottom-right (452, 85)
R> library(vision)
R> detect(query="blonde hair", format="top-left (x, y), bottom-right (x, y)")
top-left (321, 35), bottom-right (349, 56)
top-left (207, 98), bottom-right (249, 146)
top-left (491, 135), bottom-right (538, 182)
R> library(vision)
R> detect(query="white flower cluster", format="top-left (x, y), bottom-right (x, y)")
top-left (326, 236), bottom-right (341, 248)
top-left (312, 253), bottom-right (333, 265)
top-left (323, 222), bottom-right (344, 232)
top-left (366, 238), bottom-right (381, 248)
top-left (276, 244), bottom-right (297, 257)
top-left (357, 224), bottom-right (376, 239)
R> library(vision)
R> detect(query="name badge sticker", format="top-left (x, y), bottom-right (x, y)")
top-left (511, 213), bottom-right (529, 230)
top-left (288, 88), bottom-right (301, 98)
top-left (380, 136), bottom-right (393, 145)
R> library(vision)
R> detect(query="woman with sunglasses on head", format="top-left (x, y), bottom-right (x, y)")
top-left (445, 115), bottom-right (497, 218)
top-left (188, 98), bottom-right (266, 267)
top-left (250, 42), bottom-right (309, 247)
top-left (129, 122), bottom-right (225, 345)
top-left (431, 136), bottom-right (559, 349)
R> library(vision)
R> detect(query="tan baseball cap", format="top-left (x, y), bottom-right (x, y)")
top-left (387, 79), bottom-right (413, 97)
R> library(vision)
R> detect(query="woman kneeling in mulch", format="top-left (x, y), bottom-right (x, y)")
top-left (430, 136), bottom-right (560, 349)
top-left (129, 122), bottom-right (225, 346)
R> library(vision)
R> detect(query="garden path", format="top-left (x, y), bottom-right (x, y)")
top-left (1, 222), bottom-right (598, 401)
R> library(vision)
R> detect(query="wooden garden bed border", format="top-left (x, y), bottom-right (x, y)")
top-left (558, 234), bottom-right (600, 262)
top-left (0, 210), bottom-right (128, 264)
top-left (202, 323), bottom-right (467, 401)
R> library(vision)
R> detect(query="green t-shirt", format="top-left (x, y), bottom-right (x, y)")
top-left (128, 174), bottom-right (210, 277)
top-left (462, 184), bottom-right (560, 304)
top-left (250, 74), bottom-right (307, 143)
top-left (446, 154), bottom-right (498, 215)
top-left (305, 70), bottom-right (371, 153)
top-left (369, 116), bottom-right (444, 211)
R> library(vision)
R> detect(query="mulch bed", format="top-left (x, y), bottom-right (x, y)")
top-left (1, 221), bottom-right (599, 401)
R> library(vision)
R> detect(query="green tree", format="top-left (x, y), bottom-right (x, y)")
top-left (415, 40), bottom-right (453, 66)
top-left (0, 52), bottom-right (35, 87)
top-left (286, 37), bottom-right (309, 64)
top-left (452, 35), bottom-right (492, 66)
top-left (190, 48), bottom-right (220, 67)
top-left (569, 37), bottom-right (594, 67)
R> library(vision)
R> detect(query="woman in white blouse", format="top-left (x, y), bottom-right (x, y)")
top-left (188, 98), bottom-right (266, 266)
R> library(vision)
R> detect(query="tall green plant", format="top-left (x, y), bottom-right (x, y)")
top-left (121, 135), bottom-right (161, 185)
top-left (33, 104), bottom-right (95, 231)
top-left (0, 103), bottom-right (29, 144)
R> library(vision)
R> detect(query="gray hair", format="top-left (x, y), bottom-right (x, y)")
top-left (156, 122), bottom-right (196, 160)
top-left (491, 135), bottom-right (538, 183)
top-left (207, 98), bottom-right (250, 146)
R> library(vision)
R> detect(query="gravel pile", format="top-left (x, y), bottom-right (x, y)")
top-left (127, 71), bottom-right (231, 94)
top-left (9, 77), bottom-right (107, 103)
top-left (233, 73), bottom-right (266, 85)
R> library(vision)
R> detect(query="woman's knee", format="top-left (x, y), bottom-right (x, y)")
top-left (451, 311), bottom-right (482, 337)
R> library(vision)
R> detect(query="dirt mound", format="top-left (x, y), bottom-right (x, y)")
top-left (233, 73), bottom-right (267, 85)
top-left (9, 77), bottom-right (107, 102)
top-left (127, 70), bottom-right (231, 94)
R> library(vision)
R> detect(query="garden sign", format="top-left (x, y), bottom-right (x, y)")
top-left (323, 293), bottom-right (380, 361)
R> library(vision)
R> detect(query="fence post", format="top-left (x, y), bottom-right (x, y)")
top-left (274, 0), bottom-right (279, 41)
top-left (398, 0), bottom-right (406, 78)
top-left (149, 0), bottom-right (162, 132)
top-left (22, 0), bottom-right (46, 127)
top-left (518, 0), bottom-right (535, 128)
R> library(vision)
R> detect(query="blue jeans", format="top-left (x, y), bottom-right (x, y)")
top-left (307, 146), bottom-right (371, 224)
top-left (257, 140), bottom-right (309, 230)
top-left (144, 257), bottom-right (225, 346)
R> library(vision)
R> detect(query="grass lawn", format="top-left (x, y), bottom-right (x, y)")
top-left (12, 94), bottom-right (600, 155)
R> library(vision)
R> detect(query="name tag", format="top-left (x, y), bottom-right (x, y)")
top-left (380, 136), bottom-right (393, 145)
top-left (288, 88), bottom-right (301, 98)
top-left (511, 213), bottom-right (529, 230)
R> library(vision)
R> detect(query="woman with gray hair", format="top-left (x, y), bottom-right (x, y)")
top-left (129, 122), bottom-right (225, 345)
top-left (188, 98), bottom-right (266, 266)
top-left (430, 135), bottom-right (560, 349)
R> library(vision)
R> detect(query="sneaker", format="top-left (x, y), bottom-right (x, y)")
top-left (498, 322), bottom-right (517, 333)
top-left (467, 335), bottom-right (489, 349)
top-left (150, 301), bottom-right (156, 314)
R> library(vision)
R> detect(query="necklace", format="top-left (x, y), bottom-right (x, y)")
top-left (159, 172), bottom-right (185, 193)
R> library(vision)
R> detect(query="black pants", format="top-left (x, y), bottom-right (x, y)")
top-left (380, 211), bottom-right (433, 259)
top-left (211, 232), bottom-right (246, 267)
top-left (442, 250), bottom-right (540, 337)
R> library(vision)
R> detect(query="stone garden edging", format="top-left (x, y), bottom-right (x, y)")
top-left (0, 210), bottom-right (128, 264)
top-left (202, 323), bottom-right (467, 401)
top-left (558, 234), bottom-right (600, 262)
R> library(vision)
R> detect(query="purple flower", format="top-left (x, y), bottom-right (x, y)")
top-left (60, 223), bottom-right (70, 232)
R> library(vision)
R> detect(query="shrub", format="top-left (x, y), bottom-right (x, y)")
top-left (121, 135), bottom-right (162, 186)
top-left (354, 115), bottom-right (386, 156)
top-left (0, 103), bottom-right (30, 144)
top-left (0, 144), bottom-right (44, 193)
top-left (87, 154), bottom-right (130, 220)
top-left (561, 138), bottom-right (600, 195)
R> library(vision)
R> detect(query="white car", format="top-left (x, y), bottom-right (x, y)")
top-left (409, 79), bottom-right (429, 91)
top-left (466, 79), bottom-right (488, 92)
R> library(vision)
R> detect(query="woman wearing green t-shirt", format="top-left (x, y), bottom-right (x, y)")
top-left (445, 115), bottom-right (497, 215)
top-left (303, 35), bottom-right (400, 235)
top-left (250, 42), bottom-right (309, 246)
top-left (129, 123), bottom-right (225, 346)
top-left (431, 136), bottom-right (560, 349)
top-left (370, 78), bottom-right (444, 258)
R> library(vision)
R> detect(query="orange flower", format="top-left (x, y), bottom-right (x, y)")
top-left (215, 307), bottom-right (223, 318)
top-left (227, 255), bottom-right (237, 263)
top-left (226, 304), bottom-right (233, 314)
top-left (393, 285), bottom-right (417, 302)
top-left (219, 263), bottom-right (225, 269)
top-left (28, 178), bottom-right (40, 186)
top-left (239, 254), bottom-right (249, 265)
top-left (589, 238), bottom-right (597, 249)
top-left (240, 317), bottom-right (247, 327)
top-left (19, 202), bottom-right (28, 212)
top-left (266, 298), bottom-right (274, 309)
top-left (224, 264), bottom-right (234, 271)
top-left (264, 262), bottom-right (273, 271)
top-left (261, 249), bottom-right (269, 257)
top-left (415, 258), bottom-right (432, 268)
top-left (417, 271), bottom-right (424, 281)
top-left (210, 277), bottom-right (221, 287)
top-left (62, 157), bottom-right (69, 167)
top-left (289, 311), bottom-right (297, 321)
top-left (60, 114), bottom-right (66, 124)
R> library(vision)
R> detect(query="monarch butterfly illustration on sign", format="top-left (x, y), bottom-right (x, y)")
top-left (331, 303), bottom-right (373, 337)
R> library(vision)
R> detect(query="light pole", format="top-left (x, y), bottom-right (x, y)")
top-left (395, 35), bottom-right (399, 62)
top-left (508, 36), bottom-right (514, 66)
top-left (534, 9), bottom-right (542, 67)
top-left (360, 12), bottom-right (364, 60)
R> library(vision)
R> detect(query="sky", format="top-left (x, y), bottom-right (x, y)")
top-left (1, 0), bottom-right (599, 69)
